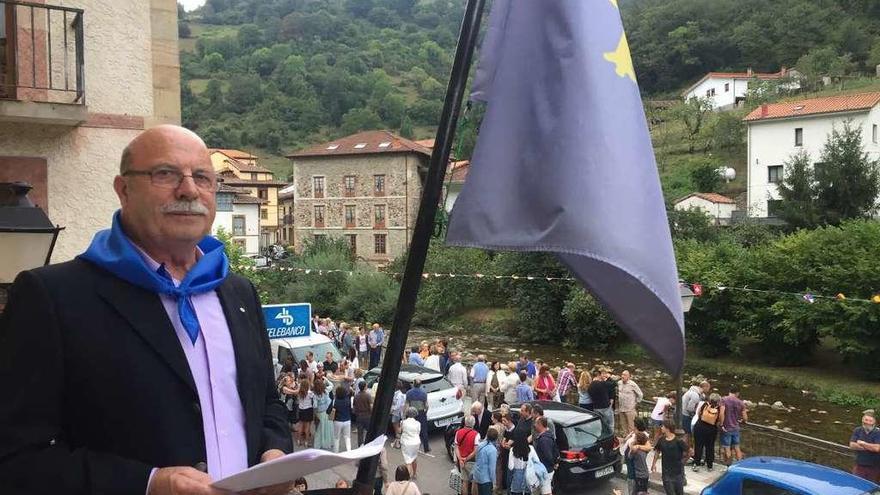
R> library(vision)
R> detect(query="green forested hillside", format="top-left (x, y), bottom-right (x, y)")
top-left (180, 0), bottom-right (880, 177)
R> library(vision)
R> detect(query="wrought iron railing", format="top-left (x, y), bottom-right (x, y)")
top-left (0, 1), bottom-right (85, 103)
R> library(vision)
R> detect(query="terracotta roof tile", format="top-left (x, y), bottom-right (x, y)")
top-left (209, 148), bottom-right (258, 160)
top-left (414, 139), bottom-right (435, 148)
top-left (287, 130), bottom-right (432, 158)
top-left (743, 92), bottom-right (880, 122)
top-left (448, 160), bottom-right (469, 183)
top-left (223, 157), bottom-right (274, 174)
top-left (675, 192), bottom-right (736, 204)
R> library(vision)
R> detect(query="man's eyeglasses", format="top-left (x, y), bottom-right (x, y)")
top-left (123, 167), bottom-right (220, 192)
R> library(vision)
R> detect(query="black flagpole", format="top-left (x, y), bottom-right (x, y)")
top-left (353, 0), bottom-right (487, 492)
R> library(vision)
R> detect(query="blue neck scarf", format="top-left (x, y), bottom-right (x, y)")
top-left (79, 211), bottom-right (229, 344)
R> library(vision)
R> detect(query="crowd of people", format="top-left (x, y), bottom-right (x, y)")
top-left (276, 317), bottom-right (880, 494)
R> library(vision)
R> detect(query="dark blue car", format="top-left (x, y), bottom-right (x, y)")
top-left (701, 457), bottom-right (880, 495)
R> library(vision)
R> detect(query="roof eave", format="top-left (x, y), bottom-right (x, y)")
top-left (744, 108), bottom-right (873, 124)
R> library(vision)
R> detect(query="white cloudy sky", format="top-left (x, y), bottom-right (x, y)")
top-left (179, 0), bottom-right (207, 12)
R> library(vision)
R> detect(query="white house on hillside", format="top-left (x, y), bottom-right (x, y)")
top-left (673, 192), bottom-right (737, 225)
top-left (683, 68), bottom-right (794, 110)
top-left (743, 92), bottom-right (880, 218)
top-left (213, 184), bottom-right (264, 255)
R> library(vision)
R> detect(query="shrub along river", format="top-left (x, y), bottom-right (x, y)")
top-left (407, 326), bottom-right (866, 445)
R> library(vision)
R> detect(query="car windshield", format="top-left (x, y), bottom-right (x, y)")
top-left (560, 419), bottom-right (604, 450)
top-left (422, 377), bottom-right (453, 393)
top-left (288, 342), bottom-right (342, 364)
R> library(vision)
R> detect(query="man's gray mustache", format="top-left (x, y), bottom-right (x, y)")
top-left (160, 201), bottom-right (209, 215)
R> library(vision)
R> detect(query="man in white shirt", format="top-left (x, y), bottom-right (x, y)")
top-left (447, 352), bottom-right (469, 409)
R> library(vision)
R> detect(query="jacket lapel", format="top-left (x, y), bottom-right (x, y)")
top-left (96, 274), bottom-right (198, 396)
top-left (215, 279), bottom-right (259, 458)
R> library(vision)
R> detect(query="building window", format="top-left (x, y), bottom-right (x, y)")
top-left (374, 174), bottom-right (385, 196)
top-left (724, 82), bottom-right (729, 92)
top-left (374, 204), bottom-right (385, 228)
top-left (313, 176), bottom-right (325, 198)
top-left (250, 173), bottom-right (257, 180)
top-left (261, 208), bottom-right (268, 220)
top-left (345, 205), bottom-right (356, 228)
top-left (216, 193), bottom-right (233, 212)
top-left (233, 239), bottom-right (246, 249)
top-left (258, 188), bottom-right (268, 200)
top-left (347, 234), bottom-right (357, 257)
top-left (794, 128), bottom-right (803, 146)
top-left (873, 124), bottom-right (878, 144)
top-left (343, 175), bottom-right (356, 197)
top-left (767, 200), bottom-right (783, 217)
top-left (314, 234), bottom-right (326, 243)
top-left (314, 205), bottom-right (325, 228)
top-left (767, 165), bottom-right (783, 184)
top-left (374, 234), bottom-right (387, 255)
top-left (232, 215), bottom-right (246, 236)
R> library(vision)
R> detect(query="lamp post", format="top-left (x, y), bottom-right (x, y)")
top-left (0, 182), bottom-right (64, 310)
top-left (674, 282), bottom-right (696, 437)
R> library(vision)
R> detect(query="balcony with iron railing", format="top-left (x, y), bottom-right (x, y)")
top-left (0, 1), bottom-right (87, 125)
top-left (282, 213), bottom-right (294, 226)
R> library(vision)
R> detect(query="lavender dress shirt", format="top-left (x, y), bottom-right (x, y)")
top-left (137, 247), bottom-right (248, 490)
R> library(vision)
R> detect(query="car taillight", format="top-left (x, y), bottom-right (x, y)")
top-left (559, 450), bottom-right (587, 462)
top-left (612, 437), bottom-right (620, 449)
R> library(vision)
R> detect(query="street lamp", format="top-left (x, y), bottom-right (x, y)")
top-left (674, 282), bottom-right (696, 438)
top-left (0, 182), bottom-right (64, 296)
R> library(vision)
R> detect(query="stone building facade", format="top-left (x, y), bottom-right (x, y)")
top-left (287, 130), bottom-right (430, 264)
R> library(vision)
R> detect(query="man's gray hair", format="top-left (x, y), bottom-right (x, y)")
top-left (471, 401), bottom-right (483, 413)
top-left (464, 415), bottom-right (476, 428)
top-left (406, 407), bottom-right (418, 419)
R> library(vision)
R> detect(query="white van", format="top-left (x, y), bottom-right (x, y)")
top-left (270, 333), bottom-right (344, 371)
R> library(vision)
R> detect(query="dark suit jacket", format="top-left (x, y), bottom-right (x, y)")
top-left (473, 409), bottom-right (493, 438)
top-left (0, 259), bottom-right (292, 494)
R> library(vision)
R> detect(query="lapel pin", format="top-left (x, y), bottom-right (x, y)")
top-left (239, 307), bottom-right (246, 313)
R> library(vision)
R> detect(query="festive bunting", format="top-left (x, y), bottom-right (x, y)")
top-left (233, 264), bottom-right (879, 304)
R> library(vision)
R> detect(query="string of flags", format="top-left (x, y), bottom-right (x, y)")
top-left (234, 264), bottom-right (880, 305)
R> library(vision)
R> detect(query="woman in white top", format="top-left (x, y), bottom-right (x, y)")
top-left (423, 347), bottom-right (441, 372)
top-left (385, 465), bottom-right (422, 495)
top-left (400, 407), bottom-right (422, 478)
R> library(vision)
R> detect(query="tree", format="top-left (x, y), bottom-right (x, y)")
top-left (203, 52), bottom-right (226, 72)
top-left (667, 208), bottom-right (718, 242)
top-left (776, 149), bottom-right (821, 228)
top-left (178, 21), bottom-right (192, 39)
top-left (237, 24), bottom-right (263, 49)
top-left (226, 74), bottom-right (263, 113)
top-left (340, 107), bottom-right (382, 135)
top-left (815, 121), bottom-right (880, 224)
top-left (399, 115), bottom-right (414, 138)
top-left (671, 97), bottom-right (713, 152)
top-left (690, 162), bottom-right (722, 192)
top-left (796, 46), bottom-right (855, 90)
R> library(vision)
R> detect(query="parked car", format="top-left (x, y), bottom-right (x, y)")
top-left (364, 364), bottom-right (464, 430)
top-left (701, 457), bottom-right (880, 495)
top-left (445, 400), bottom-right (621, 487)
top-left (271, 333), bottom-right (344, 370)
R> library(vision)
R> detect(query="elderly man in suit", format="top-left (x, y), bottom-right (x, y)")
top-left (0, 125), bottom-right (292, 495)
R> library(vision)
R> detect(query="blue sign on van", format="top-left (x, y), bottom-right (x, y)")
top-left (262, 303), bottom-right (311, 339)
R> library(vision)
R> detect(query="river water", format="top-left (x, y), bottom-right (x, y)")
top-left (406, 326), bottom-right (864, 445)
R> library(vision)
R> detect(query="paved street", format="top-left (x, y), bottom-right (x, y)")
top-left (306, 430), bottom-right (664, 495)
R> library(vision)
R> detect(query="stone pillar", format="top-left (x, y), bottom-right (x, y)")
top-left (147, 0), bottom-right (180, 127)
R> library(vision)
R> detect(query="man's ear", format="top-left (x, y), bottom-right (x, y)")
top-left (113, 175), bottom-right (129, 207)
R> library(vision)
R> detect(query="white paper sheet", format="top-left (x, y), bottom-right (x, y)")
top-left (213, 435), bottom-right (387, 492)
